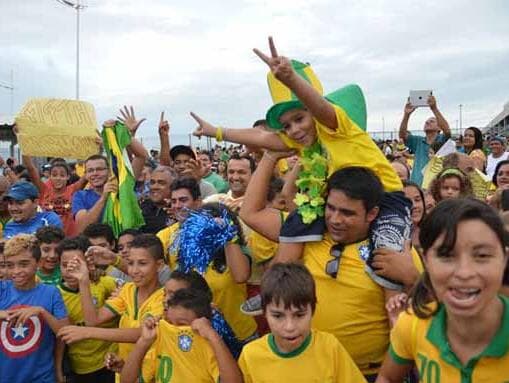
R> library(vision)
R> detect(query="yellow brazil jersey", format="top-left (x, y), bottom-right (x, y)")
top-left (248, 211), bottom-right (288, 265)
top-left (248, 229), bottom-right (278, 264)
top-left (278, 104), bottom-right (402, 192)
top-left (301, 233), bottom-right (389, 375)
top-left (104, 282), bottom-right (164, 361)
top-left (389, 296), bottom-right (509, 383)
top-left (239, 329), bottom-right (367, 383)
top-left (158, 223), bottom-right (257, 341)
top-left (140, 320), bottom-right (219, 383)
top-left (58, 276), bottom-right (117, 374)
top-left (204, 263), bottom-right (257, 341)
top-left (157, 222), bottom-right (180, 269)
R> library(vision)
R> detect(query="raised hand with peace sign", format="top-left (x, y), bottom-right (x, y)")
top-left (254, 36), bottom-right (337, 130)
top-left (253, 36), bottom-right (296, 85)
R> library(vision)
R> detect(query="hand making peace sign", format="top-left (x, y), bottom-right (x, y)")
top-left (253, 36), bottom-right (295, 84)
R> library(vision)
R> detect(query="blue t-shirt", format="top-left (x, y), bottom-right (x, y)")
top-left (3, 211), bottom-right (63, 239)
top-left (0, 281), bottom-right (67, 383)
top-left (71, 189), bottom-right (102, 218)
top-left (406, 133), bottom-right (446, 186)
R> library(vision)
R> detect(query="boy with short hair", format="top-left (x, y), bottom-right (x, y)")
top-left (57, 236), bottom-right (117, 383)
top-left (0, 234), bottom-right (69, 383)
top-left (238, 263), bottom-right (366, 382)
top-left (35, 225), bottom-right (65, 285)
top-left (121, 288), bottom-right (242, 383)
top-left (165, 270), bottom-right (243, 359)
top-left (83, 222), bottom-right (129, 281)
top-left (57, 234), bottom-right (165, 376)
top-left (3, 181), bottom-right (63, 239)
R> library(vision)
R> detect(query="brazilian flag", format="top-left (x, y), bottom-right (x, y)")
top-left (101, 122), bottom-right (145, 237)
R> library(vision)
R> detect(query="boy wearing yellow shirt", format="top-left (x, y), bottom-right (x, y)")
top-left (57, 236), bottom-right (117, 382)
top-left (121, 288), bottom-right (242, 383)
top-left (192, 36), bottom-right (412, 294)
top-left (58, 234), bottom-right (165, 378)
top-left (239, 263), bottom-right (366, 382)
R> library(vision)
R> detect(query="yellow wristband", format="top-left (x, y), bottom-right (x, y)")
top-left (215, 126), bottom-right (224, 142)
top-left (113, 255), bottom-right (121, 267)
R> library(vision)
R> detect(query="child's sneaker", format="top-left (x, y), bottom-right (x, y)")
top-left (240, 294), bottom-right (263, 316)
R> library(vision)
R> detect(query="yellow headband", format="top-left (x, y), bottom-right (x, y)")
top-left (440, 168), bottom-right (465, 180)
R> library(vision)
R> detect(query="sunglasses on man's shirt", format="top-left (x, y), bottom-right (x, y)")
top-left (325, 244), bottom-right (345, 279)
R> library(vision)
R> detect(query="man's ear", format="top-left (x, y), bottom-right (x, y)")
top-left (366, 206), bottom-right (380, 224)
top-left (156, 258), bottom-right (164, 272)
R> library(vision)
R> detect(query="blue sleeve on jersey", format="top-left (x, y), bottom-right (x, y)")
top-left (71, 191), bottom-right (86, 217)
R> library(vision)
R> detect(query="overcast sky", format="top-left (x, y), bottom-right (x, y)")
top-left (1, 0), bottom-right (508, 147)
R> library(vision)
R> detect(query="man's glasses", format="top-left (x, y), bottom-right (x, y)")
top-left (86, 167), bottom-right (108, 174)
top-left (325, 244), bottom-right (345, 279)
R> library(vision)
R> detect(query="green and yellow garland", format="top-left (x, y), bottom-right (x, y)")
top-left (294, 142), bottom-right (328, 224)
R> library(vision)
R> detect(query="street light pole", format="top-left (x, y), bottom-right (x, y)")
top-left (76, 0), bottom-right (80, 100)
top-left (56, 0), bottom-right (86, 100)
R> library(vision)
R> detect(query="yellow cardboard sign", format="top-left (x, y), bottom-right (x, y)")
top-left (15, 98), bottom-right (99, 159)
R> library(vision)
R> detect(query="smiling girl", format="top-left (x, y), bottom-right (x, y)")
top-left (376, 198), bottom-right (509, 382)
top-left (429, 168), bottom-right (472, 203)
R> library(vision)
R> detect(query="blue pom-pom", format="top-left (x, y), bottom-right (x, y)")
top-left (172, 207), bottom-right (238, 274)
top-left (211, 309), bottom-right (243, 359)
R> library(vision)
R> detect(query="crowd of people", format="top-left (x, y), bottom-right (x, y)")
top-left (0, 37), bottom-right (508, 383)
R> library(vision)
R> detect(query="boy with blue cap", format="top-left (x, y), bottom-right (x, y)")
top-left (3, 180), bottom-right (62, 239)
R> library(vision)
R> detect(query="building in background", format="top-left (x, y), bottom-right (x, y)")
top-left (0, 115), bottom-right (18, 160)
top-left (484, 101), bottom-right (509, 137)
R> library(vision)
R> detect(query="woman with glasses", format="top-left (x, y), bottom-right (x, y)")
top-left (376, 198), bottom-right (509, 382)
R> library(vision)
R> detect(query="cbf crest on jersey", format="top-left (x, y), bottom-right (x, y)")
top-left (0, 305), bottom-right (44, 358)
top-left (358, 243), bottom-right (370, 263)
top-left (177, 329), bottom-right (194, 352)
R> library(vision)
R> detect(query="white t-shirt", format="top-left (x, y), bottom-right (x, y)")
top-left (486, 152), bottom-right (509, 179)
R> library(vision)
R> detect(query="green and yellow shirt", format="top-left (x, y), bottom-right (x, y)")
top-left (389, 296), bottom-right (509, 383)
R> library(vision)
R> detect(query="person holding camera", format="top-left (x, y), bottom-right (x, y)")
top-left (399, 95), bottom-right (451, 186)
